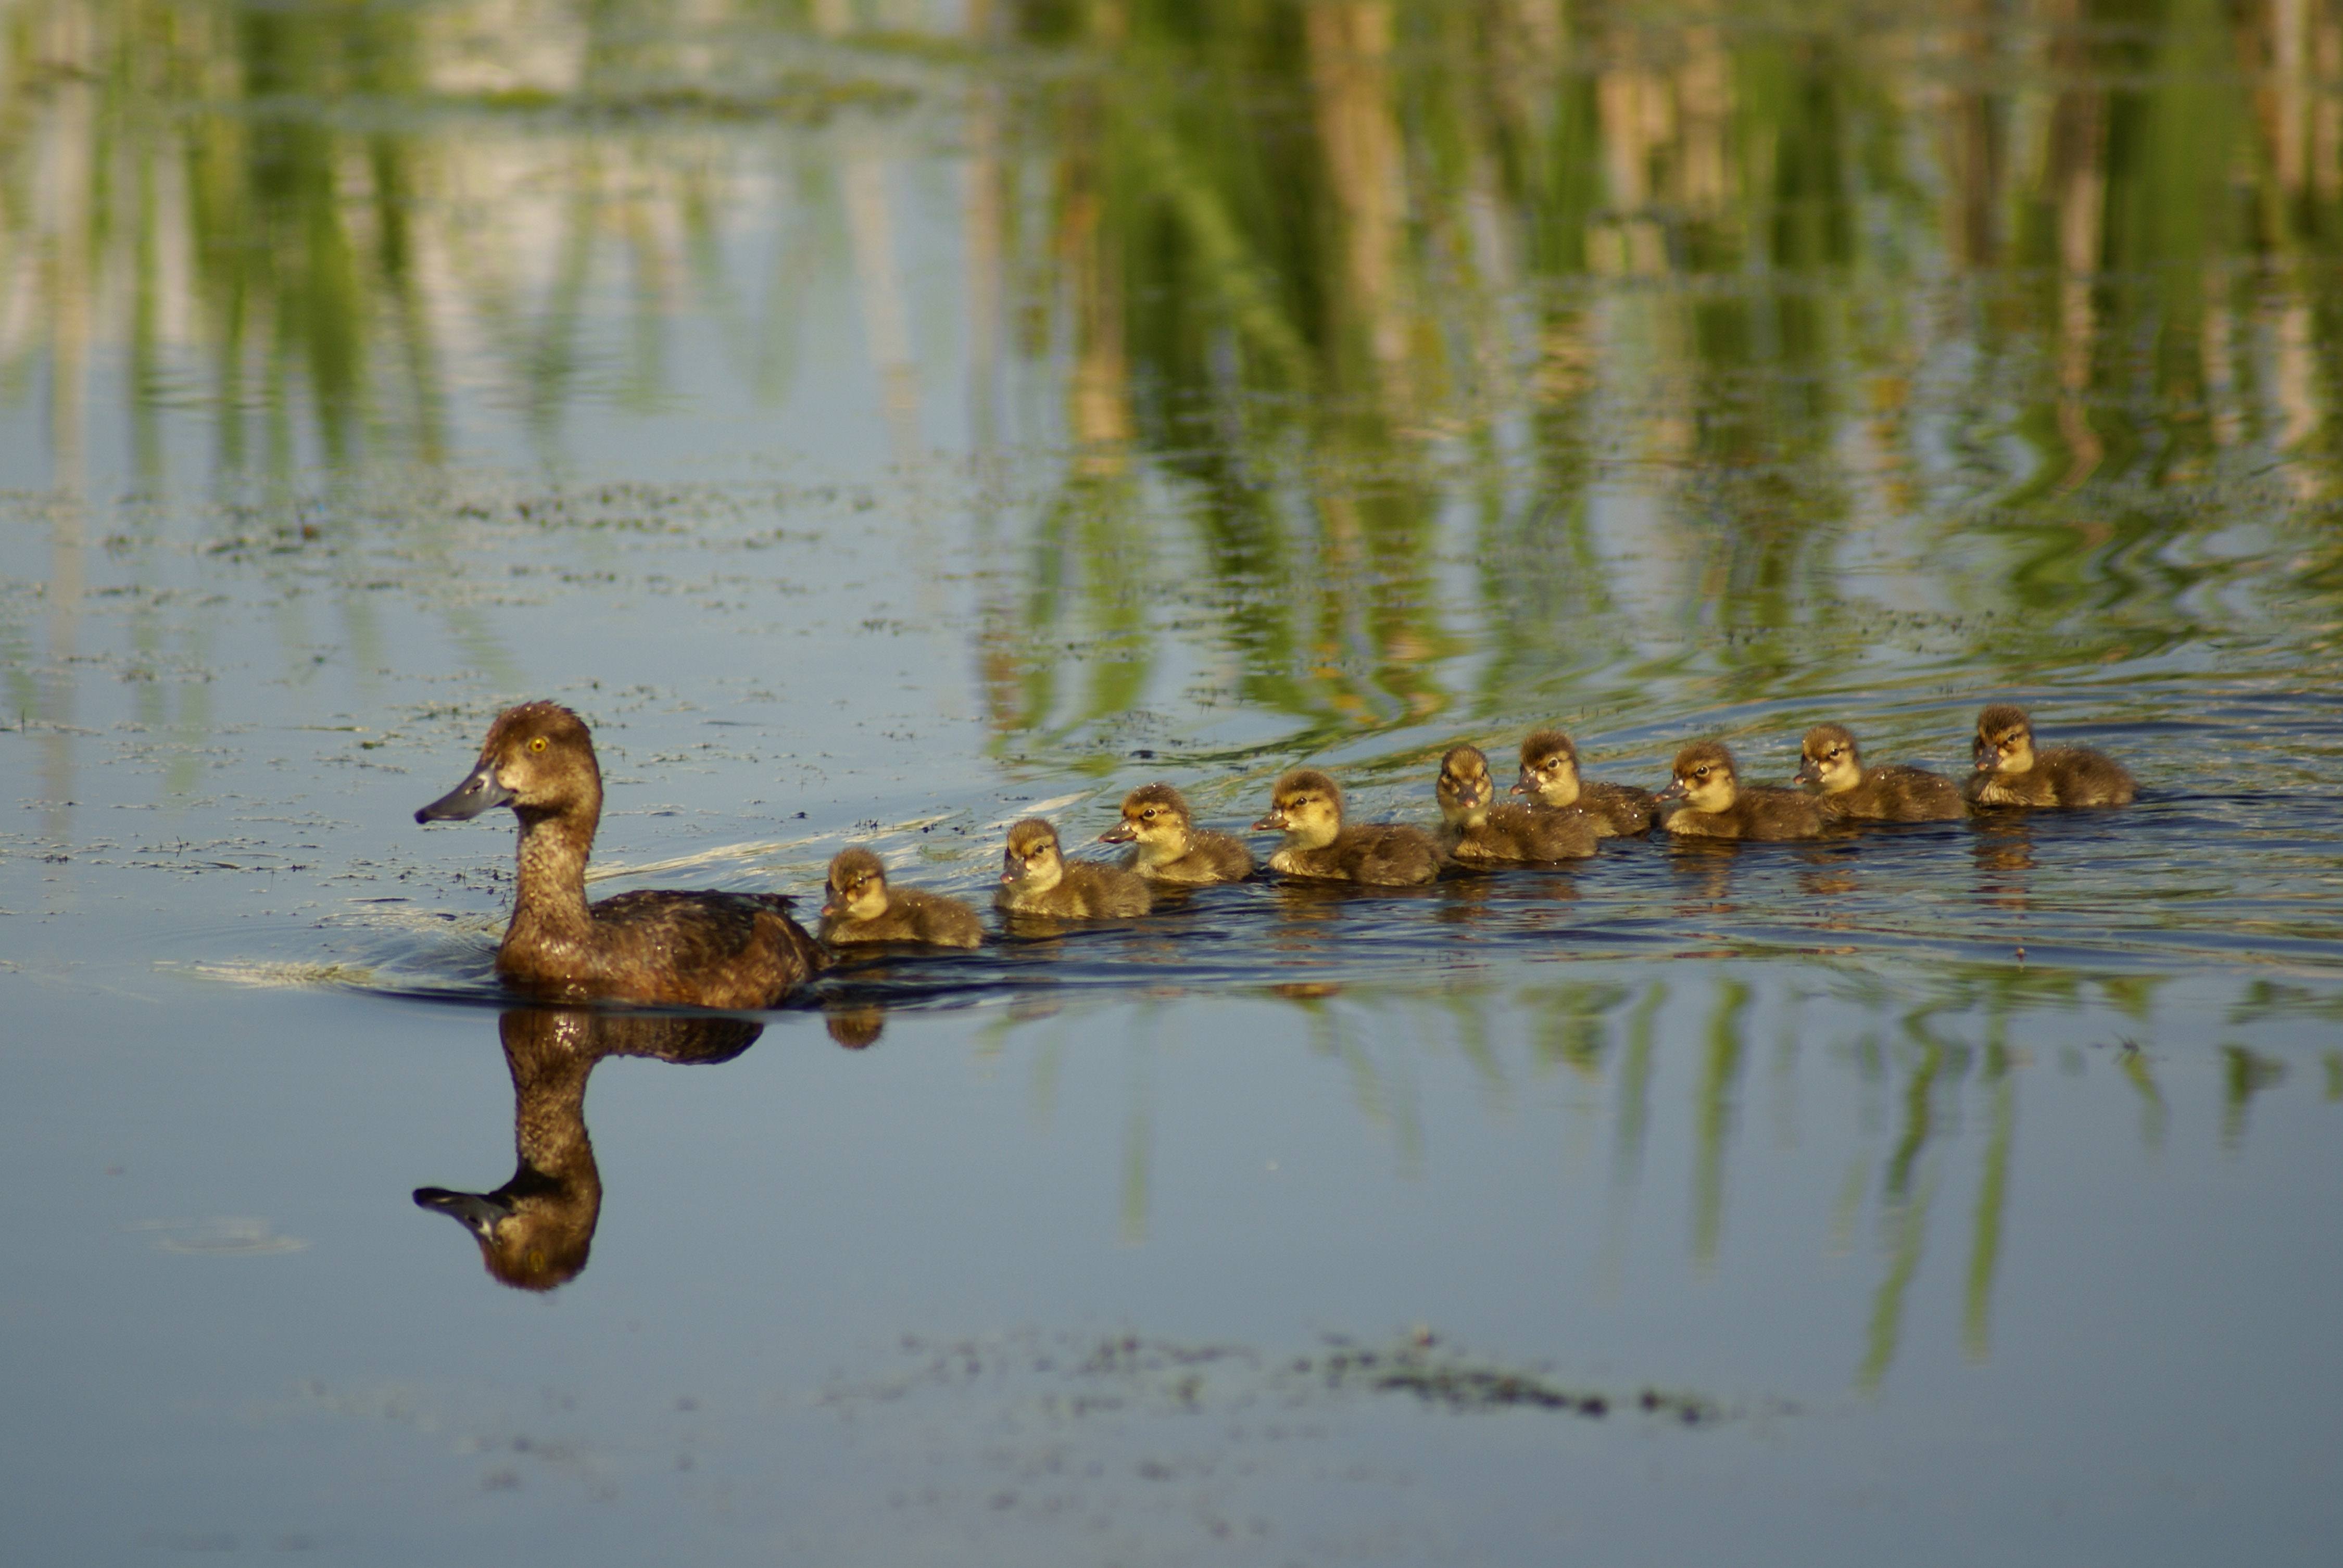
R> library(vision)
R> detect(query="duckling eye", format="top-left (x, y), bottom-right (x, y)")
top-left (1694, 766), bottom-right (1710, 778)
top-left (528, 736), bottom-right (547, 754)
top-left (1141, 809), bottom-right (1157, 820)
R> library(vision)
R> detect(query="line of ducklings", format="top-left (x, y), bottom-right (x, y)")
top-left (415, 701), bottom-right (2133, 1010)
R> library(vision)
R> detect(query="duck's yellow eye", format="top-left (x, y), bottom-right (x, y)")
top-left (528, 736), bottom-right (547, 753)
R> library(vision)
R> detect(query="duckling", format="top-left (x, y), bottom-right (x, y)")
top-left (1099, 782), bottom-right (1254, 884)
top-left (1657, 740), bottom-right (1827, 841)
top-left (818, 846), bottom-right (984, 948)
top-left (1511, 728), bottom-right (1659, 836)
top-left (1965, 705), bottom-right (2136, 807)
top-left (995, 817), bottom-right (1153, 917)
top-left (1436, 744), bottom-right (1596, 863)
top-left (414, 702), bottom-right (825, 1008)
top-left (1794, 724), bottom-right (1967, 823)
top-left (1252, 768), bottom-right (1443, 885)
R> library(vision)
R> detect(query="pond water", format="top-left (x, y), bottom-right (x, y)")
top-left (5, 1), bottom-right (2343, 1561)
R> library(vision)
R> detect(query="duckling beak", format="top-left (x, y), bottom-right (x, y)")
top-left (1000, 852), bottom-right (1020, 884)
top-left (820, 896), bottom-right (840, 918)
top-left (415, 760), bottom-right (515, 824)
top-left (1971, 739), bottom-right (1994, 773)
top-left (1099, 822), bottom-right (1137, 844)
top-left (413, 1186), bottom-right (513, 1240)
top-left (1792, 761), bottom-right (1819, 787)
top-left (1509, 775), bottom-right (1531, 798)
top-left (1251, 808), bottom-right (1287, 832)
top-left (1656, 778), bottom-right (1687, 803)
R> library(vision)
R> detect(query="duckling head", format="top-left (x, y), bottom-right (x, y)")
top-left (1001, 817), bottom-right (1066, 895)
top-left (1253, 769), bottom-right (1343, 851)
top-left (823, 846), bottom-right (891, 922)
top-left (416, 701), bottom-right (601, 829)
top-left (1513, 729), bottom-right (1582, 807)
top-left (1795, 724), bottom-right (1863, 794)
top-left (1657, 740), bottom-right (1739, 813)
top-left (1436, 745), bottom-right (1496, 829)
top-left (1973, 705), bottom-right (2035, 776)
top-left (1100, 782), bottom-right (1194, 857)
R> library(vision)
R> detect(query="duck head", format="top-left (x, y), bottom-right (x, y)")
top-left (1512, 729), bottom-right (1582, 807)
top-left (1973, 705), bottom-right (2036, 776)
top-left (415, 701), bottom-right (601, 828)
top-left (823, 846), bottom-right (891, 922)
top-left (1657, 740), bottom-right (1739, 813)
top-left (1436, 745), bottom-right (1496, 830)
top-left (1795, 724), bottom-right (1863, 794)
top-left (1000, 817), bottom-right (1066, 895)
top-left (1253, 769), bottom-right (1343, 851)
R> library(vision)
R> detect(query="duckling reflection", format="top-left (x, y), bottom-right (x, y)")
top-left (414, 1007), bottom-right (760, 1292)
top-left (824, 1004), bottom-right (888, 1049)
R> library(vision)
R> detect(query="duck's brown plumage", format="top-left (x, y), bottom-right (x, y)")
top-left (820, 846), bottom-right (984, 948)
top-left (996, 817), bottom-right (1153, 918)
top-left (1965, 705), bottom-right (2136, 807)
top-left (1513, 729), bottom-right (1657, 836)
top-left (1796, 723), bottom-right (1967, 823)
top-left (1437, 744), bottom-right (1596, 863)
top-left (1253, 768), bottom-right (1444, 886)
top-left (1100, 782), bottom-right (1254, 884)
top-left (414, 702), bottom-right (825, 1008)
top-left (1657, 740), bottom-right (1827, 841)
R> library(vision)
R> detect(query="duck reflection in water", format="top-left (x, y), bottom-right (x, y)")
top-left (414, 1007), bottom-right (761, 1292)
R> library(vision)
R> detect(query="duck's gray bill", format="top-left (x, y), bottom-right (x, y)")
top-left (414, 761), bottom-right (514, 824)
top-left (413, 1186), bottom-right (513, 1240)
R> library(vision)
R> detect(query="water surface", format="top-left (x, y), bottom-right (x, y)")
top-left (4, 2), bottom-right (2342, 1562)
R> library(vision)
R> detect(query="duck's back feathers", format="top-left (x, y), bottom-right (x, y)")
top-left (503, 890), bottom-right (827, 1009)
top-left (823, 887), bottom-right (985, 949)
top-left (1000, 860), bottom-right (1154, 918)
top-left (1966, 747), bottom-right (2135, 808)
top-left (1132, 828), bottom-right (1255, 885)
top-left (1822, 765), bottom-right (1967, 823)
top-left (1666, 786), bottom-right (1827, 842)
top-left (1580, 779), bottom-right (1658, 836)
top-left (1275, 823), bottom-right (1444, 886)
top-left (1450, 803), bottom-right (1598, 864)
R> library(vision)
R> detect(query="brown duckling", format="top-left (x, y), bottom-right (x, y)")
top-left (1657, 740), bottom-right (1827, 841)
top-left (996, 817), bottom-right (1153, 918)
top-left (1965, 705), bottom-right (2136, 807)
top-left (1252, 768), bottom-right (1443, 886)
top-left (1099, 782), bottom-right (1254, 884)
top-left (1511, 728), bottom-right (1659, 836)
top-left (1436, 744), bottom-right (1596, 863)
top-left (415, 702), bottom-right (825, 1008)
top-left (819, 847), bottom-right (984, 949)
top-left (1794, 724), bottom-right (1967, 823)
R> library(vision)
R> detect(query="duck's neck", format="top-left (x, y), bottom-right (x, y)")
top-left (510, 806), bottom-right (597, 940)
top-left (1545, 769), bottom-right (1582, 808)
top-left (1138, 827), bottom-right (1194, 867)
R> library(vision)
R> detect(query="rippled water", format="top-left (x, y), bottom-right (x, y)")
top-left (5, 1), bottom-right (2343, 1562)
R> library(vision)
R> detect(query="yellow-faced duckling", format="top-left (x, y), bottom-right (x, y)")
top-left (1794, 724), bottom-right (1967, 823)
top-left (1436, 744), bottom-right (1596, 863)
top-left (996, 817), bottom-right (1153, 917)
top-left (415, 702), bottom-right (825, 1008)
top-left (819, 847), bottom-right (984, 949)
top-left (1099, 782), bottom-right (1254, 884)
top-left (1965, 705), bottom-right (2136, 807)
top-left (1512, 728), bottom-right (1659, 836)
top-left (1253, 768), bottom-right (1443, 886)
top-left (1657, 740), bottom-right (1827, 841)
